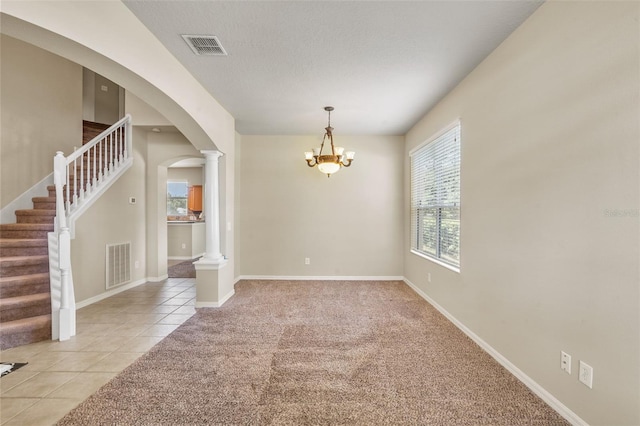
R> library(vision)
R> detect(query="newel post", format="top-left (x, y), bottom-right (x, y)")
top-left (53, 151), bottom-right (73, 341)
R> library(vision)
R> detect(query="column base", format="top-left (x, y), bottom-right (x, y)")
top-left (193, 258), bottom-right (233, 308)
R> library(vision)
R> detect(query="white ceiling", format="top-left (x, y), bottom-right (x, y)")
top-left (123, 1), bottom-right (542, 135)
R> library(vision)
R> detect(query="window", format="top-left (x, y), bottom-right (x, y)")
top-left (410, 123), bottom-right (461, 269)
top-left (167, 181), bottom-right (188, 215)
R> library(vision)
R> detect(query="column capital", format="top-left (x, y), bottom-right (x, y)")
top-left (200, 150), bottom-right (224, 159)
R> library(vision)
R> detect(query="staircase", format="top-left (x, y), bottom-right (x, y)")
top-left (0, 119), bottom-right (127, 350)
top-left (83, 120), bottom-right (110, 144)
top-left (0, 194), bottom-right (55, 350)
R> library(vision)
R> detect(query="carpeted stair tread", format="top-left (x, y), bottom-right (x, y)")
top-left (0, 223), bottom-right (54, 230)
top-left (0, 223), bottom-right (54, 239)
top-left (0, 314), bottom-right (52, 350)
top-left (0, 255), bottom-right (49, 277)
top-left (0, 238), bottom-right (48, 247)
top-left (0, 238), bottom-right (49, 256)
top-left (0, 292), bottom-right (50, 308)
top-left (31, 196), bottom-right (57, 204)
top-left (0, 255), bottom-right (49, 265)
top-left (15, 209), bottom-right (56, 224)
top-left (30, 199), bottom-right (56, 211)
top-left (0, 293), bottom-right (51, 322)
top-left (15, 209), bottom-right (56, 216)
top-left (0, 273), bottom-right (50, 298)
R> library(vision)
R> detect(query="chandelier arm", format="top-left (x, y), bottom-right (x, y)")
top-left (340, 159), bottom-right (354, 167)
top-left (306, 158), bottom-right (318, 167)
top-left (318, 133), bottom-right (328, 156)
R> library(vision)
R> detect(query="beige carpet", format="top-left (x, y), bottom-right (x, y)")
top-left (167, 258), bottom-right (198, 278)
top-left (58, 280), bottom-right (568, 425)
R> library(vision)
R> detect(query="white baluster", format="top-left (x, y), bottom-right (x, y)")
top-left (72, 158), bottom-right (78, 208)
top-left (110, 133), bottom-right (114, 175)
top-left (98, 139), bottom-right (104, 183)
top-left (92, 145), bottom-right (97, 189)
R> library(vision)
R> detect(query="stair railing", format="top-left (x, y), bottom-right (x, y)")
top-left (50, 114), bottom-right (133, 341)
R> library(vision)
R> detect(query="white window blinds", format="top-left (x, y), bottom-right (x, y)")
top-left (410, 123), bottom-right (461, 268)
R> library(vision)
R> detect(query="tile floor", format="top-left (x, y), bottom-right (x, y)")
top-left (0, 277), bottom-right (196, 425)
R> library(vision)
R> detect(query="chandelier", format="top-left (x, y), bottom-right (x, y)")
top-left (304, 106), bottom-right (355, 177)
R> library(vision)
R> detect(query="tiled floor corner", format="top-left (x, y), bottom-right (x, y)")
top-left (0, 277), bottom-right (196, 426)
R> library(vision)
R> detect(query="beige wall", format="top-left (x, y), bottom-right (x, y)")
top-left (124, 90), bottom-right (171, 126)
top-left (144, 131), bottom-right (203, 279)
top-left (167, 222), bottom-right (205, 259)
top-left (238, 135), bottom-right (404, 277)
top-left (71, 126), bottom-right (147, 303)
top-left (167, 167), bottom-right (203, 186)
top-left (404, 2), bottom-right (639, 425)
top-left (82, 68), bottom-right (95, 122)
top-left (0, 34), bottom-right (81, 208)
top-left (1, 1), bottom-right (235, 153)
top-left (93, 73), bottom-right (120, 125)
top-left (233, 132), bottom-right (243, 277)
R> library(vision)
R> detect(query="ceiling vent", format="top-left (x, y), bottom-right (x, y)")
top-left (181, 35), bottom-right (227, 56)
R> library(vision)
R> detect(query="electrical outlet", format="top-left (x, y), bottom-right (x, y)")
top-left (134, 260), bottom-right (140, 269)
top-left (305, 257), bottom-right (310, 265)
top-left (579, 361), bottom-right (593, 388)
top-left (561, 351), bottom-right (571, 374)
top-left (181, 243), bottom-right (186, 249)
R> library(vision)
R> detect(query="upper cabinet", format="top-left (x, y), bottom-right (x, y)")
top-left (188, 185), bottom-right (202, 213)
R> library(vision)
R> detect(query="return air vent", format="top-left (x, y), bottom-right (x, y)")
top-left (106, 242), bottom-right (131, 289)
top-left (181, 35), bottom-right (227, 56)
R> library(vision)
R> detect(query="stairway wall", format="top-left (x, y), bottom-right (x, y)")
top-left (0, 34), bottom-right (82, 209)
top-left (70, 126), bottom-right (148, 303)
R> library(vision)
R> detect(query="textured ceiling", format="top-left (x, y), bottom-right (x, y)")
top-left (124, 1), bottom-right (542, 135)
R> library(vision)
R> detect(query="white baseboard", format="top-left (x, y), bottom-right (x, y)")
top-left (75, 277), bottom-right (148, 309)
top-left (236, 275), bottom-right (404, 282)
top-left (195, 289), bottom-right (235, 308)
top-left (148, 274), bottom-right (169, 282)
top-left (168, 253), bottom-right (204, 261)
top-left (402, 278), bottom-right (587, 426)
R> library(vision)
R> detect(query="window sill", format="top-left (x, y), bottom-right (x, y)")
top-left (410, 250), bottom-right (460, 273)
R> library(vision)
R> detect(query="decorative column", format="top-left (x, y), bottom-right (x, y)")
top-left (201, 150), bottom-right (224, 262)
top-left (194, 150), bottom-right (231, 308)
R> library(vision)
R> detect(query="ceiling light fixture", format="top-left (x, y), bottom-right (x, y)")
top-left (304, 107), bottom-right (355, 177)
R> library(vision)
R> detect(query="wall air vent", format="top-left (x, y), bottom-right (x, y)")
top-left (181, 35), bottom-right (227, 56)
top-left (106, 242), bottom-right (131, 289)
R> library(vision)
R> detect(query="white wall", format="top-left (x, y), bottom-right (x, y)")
top-left (404, 2), bottom-right (639, 425)
top-left (238, 135), bottom-right (404, 278)
top-left (0, 34), bottom-right (81, 208)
